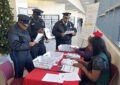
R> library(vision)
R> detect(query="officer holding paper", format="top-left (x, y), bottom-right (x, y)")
top-left (52, 12), bottom-right (77, 49)
top-left (8, 14), bottom-right (35, 78)
top-left (28, 9), bottom-right (48, 59)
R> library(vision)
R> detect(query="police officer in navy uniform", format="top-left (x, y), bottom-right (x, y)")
top-left (28, 9), bottom-right (48, 59)
top-left (52, 12), bottom-right (77, 49)
top-left (8, 14), bottom-right (35, 78)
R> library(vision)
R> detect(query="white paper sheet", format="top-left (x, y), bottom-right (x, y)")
top-left (59, 73), bottom-right (81, 81)
top-left (70, 45), bottom-right (79, 49)
top-left (44, 28), bottom-right (55, 39)
top-left (64, 31), bottom-right (74, 35)
top-left (66, 53), bottom-right (81, 59)
top-left (61, 59), bottom-right (78, 66)
top-left (61, 65), bottom-right (79, 74)
top-left (42, 73), bottom-right (64, 83)
top-left (58, 44), bottom-right (73, 52)
top-left (34, 33), bottom-right (43, 43)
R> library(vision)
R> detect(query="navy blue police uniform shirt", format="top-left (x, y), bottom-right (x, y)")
top-left (52, 20), bottom-right (77, 41)
top-left (8, 24), bottom-right (31, 51)
top-left (28, 18), bottom-right (47, 44)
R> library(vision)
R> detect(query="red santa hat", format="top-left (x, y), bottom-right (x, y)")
top-left (91, 30), bottom-right (103, 38)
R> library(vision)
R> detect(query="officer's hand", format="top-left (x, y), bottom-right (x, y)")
top-left (38, 28), bottom-right (44, 33)
top-left (61, 33), bottom-right (65, 37)
top-left (29, 42), bottom-right (36, 46)
top-left (72, 32), bottom-right (76, 36)
top-left (45, 40), bottom-right (49, 43)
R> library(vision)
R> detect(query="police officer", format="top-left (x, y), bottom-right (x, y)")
top-left (28, 9), bottom-right (48, 59)
top-left (8, 14), bottom-right (35, 78)
top-left (52, 12), bottom-right (77, 49)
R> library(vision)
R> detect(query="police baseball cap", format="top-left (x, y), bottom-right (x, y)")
top-left (18, 14), bottom-right (30, 27)
top-left (63, 12), bottom-right (71, 19)
top-left (32, 9), bottom-right (43, 16)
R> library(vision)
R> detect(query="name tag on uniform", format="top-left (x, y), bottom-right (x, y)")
top-left (31, 23), bottom-right (35, 25)
top-left (70, 24), bottom-right (72, 29)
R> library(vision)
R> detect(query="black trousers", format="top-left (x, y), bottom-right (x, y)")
top-left (10, 50), bottom-right (34, 78)
top-left (56, 40), bottom-right (71, 49)
top-left (30, 43), bottom-right (46, 59)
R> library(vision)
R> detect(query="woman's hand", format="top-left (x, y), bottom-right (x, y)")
top-left (75, 59), bottom-right (83, 63)
top-left (75, 59), bottom-right (88, 66)
top-left (73, 63), bottom-right (83, 68)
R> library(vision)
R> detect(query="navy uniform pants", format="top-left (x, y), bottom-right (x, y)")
top-left (30, 43), bottom-right (46, 59)
top-left (10, 50), bottom-right (34, 78)
top-left (56, 40), bottom-right (71, 49)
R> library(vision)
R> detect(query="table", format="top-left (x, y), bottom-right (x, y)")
top-left (24, 52), bottom-right (83, 85)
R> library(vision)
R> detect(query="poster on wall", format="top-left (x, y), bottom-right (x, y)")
top-left (80, 3), bottom-right (100, 40)
top-left (18, 7), bottom-right (28, 15)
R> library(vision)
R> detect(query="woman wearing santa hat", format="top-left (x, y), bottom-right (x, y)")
top-left (74, 30), bottom-right (103, 61)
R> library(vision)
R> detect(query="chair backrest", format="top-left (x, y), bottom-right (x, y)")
top-left (0, 61), bottom-right (14, 85)
top-left (109, 64), bottom-right (118, 85)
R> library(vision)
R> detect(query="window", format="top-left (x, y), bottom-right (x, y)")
top-left (42, 15), bottom-right (59, 32)
top-left (96, 0), bottom-right (120, 48)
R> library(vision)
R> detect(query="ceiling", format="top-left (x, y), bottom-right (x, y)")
top-left (47, 0), bottom-right (98, 13)
top-left (29, 0), bottom-right (98, 14)
top-left (80, 0), bottom-right (96, 10)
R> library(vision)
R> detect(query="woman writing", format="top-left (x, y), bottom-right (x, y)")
top-left (73, 36), bottom-right (111, 85)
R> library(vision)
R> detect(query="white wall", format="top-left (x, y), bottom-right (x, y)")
top-left (27, 0), bottom-right (85, 27)
top-left (103, 35), bottom-right (120, 85)
top-left (68, 0), bottom-right (85, 13)
top-left (28, 4), bottom-right (65, 19)
top-left (27, 0), bottom-right (65, 18)
top-left (9, 0), bottom-right (17, 21)
top-left (9, 0), bottom-right (28, 21)
top-left (15, 0), bottom-right (28, 14)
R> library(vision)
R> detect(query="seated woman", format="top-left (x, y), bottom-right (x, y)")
top-left (73, 36), bottom-right (111, 85)
top-left (74, 30), bottom-right (103, 62)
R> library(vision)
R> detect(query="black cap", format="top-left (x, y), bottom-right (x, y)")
top-left (32, 9), bottom-right (43, 16)
top-left (62, 12), bottom-right (71, 19)
top-left (18, 14), bottom-right (30, 24)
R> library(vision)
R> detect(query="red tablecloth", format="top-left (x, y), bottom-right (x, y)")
top-left (24, 52), bottom-right (83, 85)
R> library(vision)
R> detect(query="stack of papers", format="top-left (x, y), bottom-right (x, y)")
top-left (59, 73), bottom-right (81, 81)
top-left (61, 65), bottom-right (79, 74)
top-left (70, 45), bottom-right (79, 49)
top-left (33, 52), bottom-right (64, 69)
top-left (33, 56), bottom-right (54, 69)
top-left (61, 59), bottom-right (78, 66)
top-left (66, 53), bottom-right (81, 59)
top-left (43, 52), bottom-right (64, 62)
top-left (58, 44), bottom-right (74, 52)
top-left (34, 33), bottom-right (43, 43)
top-left (42, 73), bottom-right (81, 83)
top-left (42, 73), bottom-right (64, 83)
